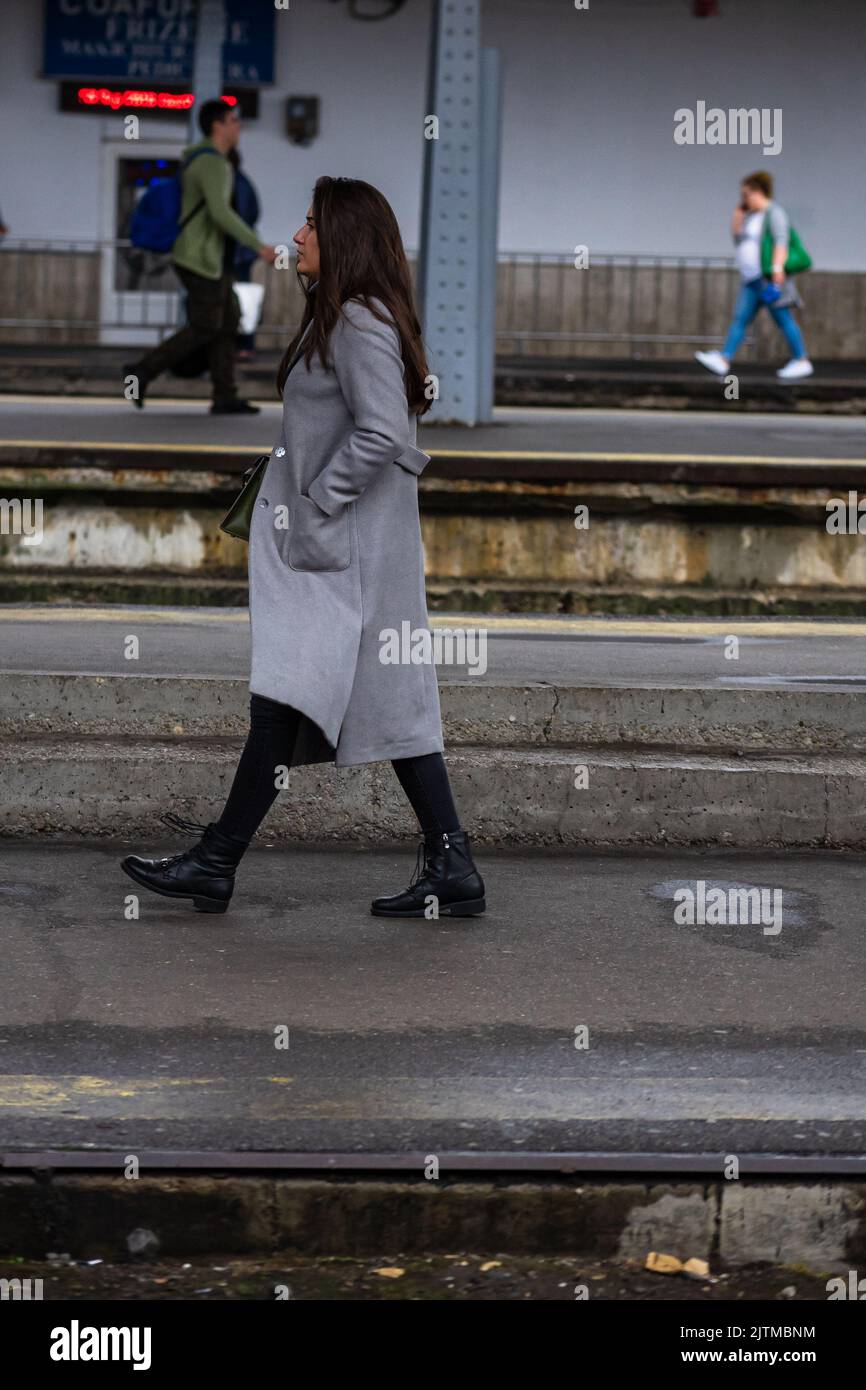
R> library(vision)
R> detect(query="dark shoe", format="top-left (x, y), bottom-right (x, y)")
top-left (210, 398), bottom-right (260, 415)
top-left (123, 363), bottom-right (147, 408)
top-left (120, 812), bottom-right (248, 914)
top-left (371, 830), bottom-right (486, 918)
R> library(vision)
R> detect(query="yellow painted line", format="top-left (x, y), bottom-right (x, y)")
top-left (434, 615), bottom-right (866, 638)
top-left (0, 438), bottom-right (270, 455)
top-left (0, 608), bottom-right (864, 638)
top-left (0, 1075), bottom-right (220, 1111)
top-left (1, 438), bottom-right (864, 467)
top-left (427, 449), bottom-right (866, 466)
top-left (0, 394), bottom-right (280, 409)
top-left (0, 607), bottom-right (249, 624)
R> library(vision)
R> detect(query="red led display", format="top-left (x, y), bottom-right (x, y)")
top-left (77, 88), bottom-right (239, 112)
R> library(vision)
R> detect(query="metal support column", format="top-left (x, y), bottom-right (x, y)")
top-left (418, 0), bottom-right (502, 425)
top-left (478, 45), bottom-right (502, 423)
top-left (189, 0), bottom-right (227, 141)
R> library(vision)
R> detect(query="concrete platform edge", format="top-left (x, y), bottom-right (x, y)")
top-left (1, 1174), bottom-right (864, 1268)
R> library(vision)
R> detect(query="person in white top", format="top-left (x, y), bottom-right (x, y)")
top-left (695, 170), bottom-right (813, 382)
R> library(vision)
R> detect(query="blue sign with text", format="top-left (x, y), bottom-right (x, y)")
top-left (42, 0), bottom-right (275, 85)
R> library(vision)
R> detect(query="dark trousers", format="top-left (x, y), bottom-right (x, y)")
top-left (135, 265), bottom-right (239, 402)
top-left (217, 694), bottom-right (461, 844)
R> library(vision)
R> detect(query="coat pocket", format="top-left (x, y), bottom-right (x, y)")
top-left (287, 494), bottom-right (351, 573)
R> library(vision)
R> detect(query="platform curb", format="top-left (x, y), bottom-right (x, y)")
top-left (1, 1174), bottom-right (864, 1268)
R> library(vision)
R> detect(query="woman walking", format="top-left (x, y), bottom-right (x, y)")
top-left (695, 170), bottom-right (813, 382)
top-left (228, 148), bottom-right (262, 359)
top-left (121, 177), bottom-right (486, 919)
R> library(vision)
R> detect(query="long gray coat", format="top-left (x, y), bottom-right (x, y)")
top-left (248, 297), bottom-right (443, 768)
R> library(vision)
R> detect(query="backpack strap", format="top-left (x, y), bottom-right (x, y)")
top-left (177, 147), bottom-right (222, 233)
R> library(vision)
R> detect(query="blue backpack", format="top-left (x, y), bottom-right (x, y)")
top-left (130, 148), bottom-right (219, 254)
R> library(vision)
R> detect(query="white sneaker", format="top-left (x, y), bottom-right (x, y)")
top-left (776, 358), bottom-right (814, 381)
top-left (694, 350), bottom-right (730, 376)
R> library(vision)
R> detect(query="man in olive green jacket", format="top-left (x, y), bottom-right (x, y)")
top-left (127, 100), bottom-right (276, 414)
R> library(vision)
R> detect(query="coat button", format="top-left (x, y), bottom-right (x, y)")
top-left (274, 446), bottom-right (286, 457)
top-left (259, 498), bottom-right (269, 507)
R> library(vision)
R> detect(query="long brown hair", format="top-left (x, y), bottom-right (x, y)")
top-left (276, 176), bottom-right (431, 414)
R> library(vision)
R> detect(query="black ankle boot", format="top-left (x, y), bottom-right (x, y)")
top-left (120, 813), bottom-right (248, 914)
top-left (371, 830), bottom-right (486, 918)
top-left (123, 363), bottom-right (148, 408)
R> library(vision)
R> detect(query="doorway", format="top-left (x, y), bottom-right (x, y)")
top-left (99, 141), bottom-right (186, 347)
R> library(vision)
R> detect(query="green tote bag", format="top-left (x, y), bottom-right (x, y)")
top-left (761, 218), bottom-right (812, 277)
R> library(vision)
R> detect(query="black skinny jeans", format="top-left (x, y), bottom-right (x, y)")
top-left (217, 694), bottom-right (460, 845)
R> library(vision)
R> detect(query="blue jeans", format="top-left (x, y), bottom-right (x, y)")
top-left (722, 277), bottom-right (806, 361)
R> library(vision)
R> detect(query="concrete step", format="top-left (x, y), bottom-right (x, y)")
top-left (1, 672), bottom-right (863, 752)
top-left (6, 570), bottom-right (866, 616)
top-left (3, 734), bottom-right (864, 846)
top-left (3, 672), bottom-right (865, 846)
top-left (2, 348), bottom-right (863, 413)
top-left (1, 1172), bottom-right (862, 1268)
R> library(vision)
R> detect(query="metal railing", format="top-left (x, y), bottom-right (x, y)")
top-left (0, 236), bottom-right (193, 338)
top-left (0, 237), bottom-right (741, 352)
top-left (494, 250), bottom-right (739, 354)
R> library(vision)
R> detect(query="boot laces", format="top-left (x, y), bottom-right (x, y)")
top-left (154, 851), bottom-right (188, 869)
top-left (407, 833), bottom-right (452, 890)
top-left (155, 812), bottom-right (209, 869)
top-left (408, 840), bottom-right (428, 890)
top-left (161, 811), bottom-right (208, 835)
